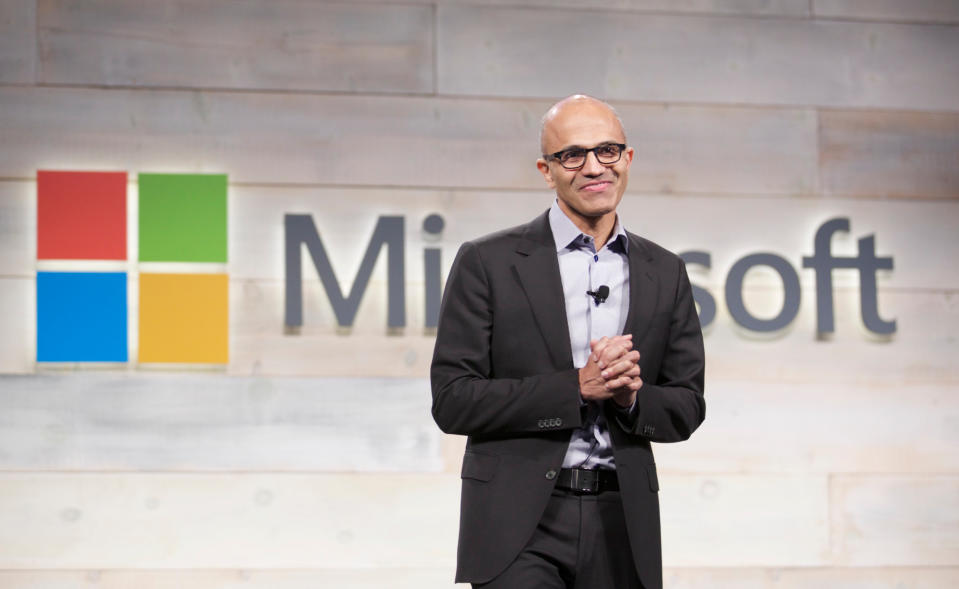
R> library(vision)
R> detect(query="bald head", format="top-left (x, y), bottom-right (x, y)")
top-left (540, 95), bottom-right (626, 155)
top-left (535, 93), bottom-right (633, 240)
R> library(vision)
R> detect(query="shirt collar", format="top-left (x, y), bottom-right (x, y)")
top-left (548, 199), bottom-right (629, 253)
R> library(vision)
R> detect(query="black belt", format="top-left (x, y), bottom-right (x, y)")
top-left (555, 468), bottom-right (619, 494)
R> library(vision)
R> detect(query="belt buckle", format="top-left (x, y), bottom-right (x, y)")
top-left (570, 469), bottom-right (600, 493)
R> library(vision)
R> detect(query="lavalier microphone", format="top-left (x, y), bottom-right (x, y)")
top-left (586, 285), bottom-right (610, 305)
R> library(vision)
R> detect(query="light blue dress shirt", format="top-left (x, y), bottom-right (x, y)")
top-left (548, 200), bottom-right (631, 470)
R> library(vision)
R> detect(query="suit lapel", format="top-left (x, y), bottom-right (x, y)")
top-left (622, 232), bottom-right (659, 342)
top-left (510, 216), bottom-right (660, 367)
top-left (513, 212), bottom-right (574, 369)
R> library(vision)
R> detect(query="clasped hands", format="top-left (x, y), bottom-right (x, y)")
top-left (578, 334), bottom-right (642, 408)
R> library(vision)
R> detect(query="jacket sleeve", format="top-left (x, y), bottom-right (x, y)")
top-left (612, 258), bottom-right (706, 442)
top-left (430, 241), bottom-right (583, 437)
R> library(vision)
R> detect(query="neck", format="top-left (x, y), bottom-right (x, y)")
top-left (559, 202), bottom-right (617, 250)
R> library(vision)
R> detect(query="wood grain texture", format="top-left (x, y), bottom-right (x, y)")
top-left (0, 472), bottom-right (828, 568)
top-left (37, 0), bottom-right (433, 93)
top-left (0, 87), bottom-right (822, 194)
top-left (0, 472), bottom-right (460, 568)
top-left (0, 181), bottom-right (35, 277)
top-left (0, 0), bottom-right (35, 84)
top-left (0, 569), bottom-right (456, 589)
top-left (0, 279), bottom-right (34, 374)
top-left (666, 567), bottom-right (959, 588)
top-left (700, 290), bottom-right (959, 385)
top-left (0, 87), bottom-right (546, 189)
top-left (820, 110), bottom-right (959, 199)
top-left (814, 0), bottom-right (959, 23)
top-left (0, 373), bottom-right (440, 472)
top-left (3, 567), bottom-right (954, 588)
top-left (437, 6), bottom-right (959, 111)
top-left (623, 104), bottom-right (817, 195)
top-left (653, 381), bottom-right (959, 475)
top-left (659, 473), bottom-right (829, 566)
top-left (350, 0), bottom-right (810, 17)
top-left (231, 330), bottom-right (437, 378)
top-left (831, 475), bottom-right (959, 566)
top-left (9, 366), bottom-right (952, 477)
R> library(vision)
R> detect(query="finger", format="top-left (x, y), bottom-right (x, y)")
top-left (606, 335), bottom-right (633, 350)
top-left (594, 333), bottom-right (631, 349)
top-left (597, 343), bottom-right (627, 368)
top-left (621, 376), bottom-right (641, 391)
top-left (601, 357), bottom-right (639, 380)
top-left (604, 348), bottom-right (640, 371)
top-left (604, 374), bottom-right (638, 390)
top-left (590, 336), bottom-right (611, 362)
top-left (621, 358), bottom-right (641, 381)
top-left (604, 341), bottom-right (635, 361)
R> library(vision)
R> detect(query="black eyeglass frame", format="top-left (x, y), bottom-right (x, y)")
top-left (544, 143), bottom-right (627, 170)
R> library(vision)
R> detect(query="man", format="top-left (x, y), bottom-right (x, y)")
top-left (431, 95), bottom-right (705, 589)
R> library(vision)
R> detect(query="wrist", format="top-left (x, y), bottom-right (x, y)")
top-left (613, 391), bottom-right (636, 409)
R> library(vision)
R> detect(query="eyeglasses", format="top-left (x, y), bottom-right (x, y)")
top-left (544, 143), bottom-right (627, 170)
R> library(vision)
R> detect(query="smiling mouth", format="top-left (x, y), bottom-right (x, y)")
top-left (580, 181), bottom-right (612, 192)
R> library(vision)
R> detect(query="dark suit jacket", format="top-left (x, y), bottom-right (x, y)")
top-left (430, 210), bottom-right (706, 589)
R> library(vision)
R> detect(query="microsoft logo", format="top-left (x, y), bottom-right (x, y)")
top-left (36, 171), bottom-right (229, 364)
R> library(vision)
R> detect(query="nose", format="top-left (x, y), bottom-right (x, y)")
top-left (580, 150), bottom-right (606, 176)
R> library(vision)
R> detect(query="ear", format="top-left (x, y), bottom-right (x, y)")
top-left (536, 158), bottom-right (556, 189)
top-left (624, 146), bottom-right (634, 168)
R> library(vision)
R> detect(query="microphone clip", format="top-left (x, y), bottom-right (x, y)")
top-left (586, 285), bottom-right (610, 305)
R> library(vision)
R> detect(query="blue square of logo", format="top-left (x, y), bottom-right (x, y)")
top-left (37, 272), bottom-right (128, 362)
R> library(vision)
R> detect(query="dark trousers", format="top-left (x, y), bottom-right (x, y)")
top-left (473, 488), bottom-right (642, 589)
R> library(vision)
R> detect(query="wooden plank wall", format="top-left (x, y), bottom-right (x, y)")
top-left (1, 0), bottom-right (957, 586)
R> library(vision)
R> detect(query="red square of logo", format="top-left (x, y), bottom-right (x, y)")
top-left (37, 171), bottom-right (127, 260)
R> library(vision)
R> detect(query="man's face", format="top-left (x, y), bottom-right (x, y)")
top-left (537, 100), bottom-right (634, 225)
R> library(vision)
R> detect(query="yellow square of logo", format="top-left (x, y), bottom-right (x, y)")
top-left (139, 273), bottom-right (229, 363)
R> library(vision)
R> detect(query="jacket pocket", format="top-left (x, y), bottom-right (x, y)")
top-left (461, 452), bottom-right (499, 482)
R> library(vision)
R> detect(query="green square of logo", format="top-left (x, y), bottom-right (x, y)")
top-left (139, 173), bottom-right (227, 262)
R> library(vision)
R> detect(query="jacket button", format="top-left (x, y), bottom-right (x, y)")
top-left (545, 470), bottom-right (557, 480)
